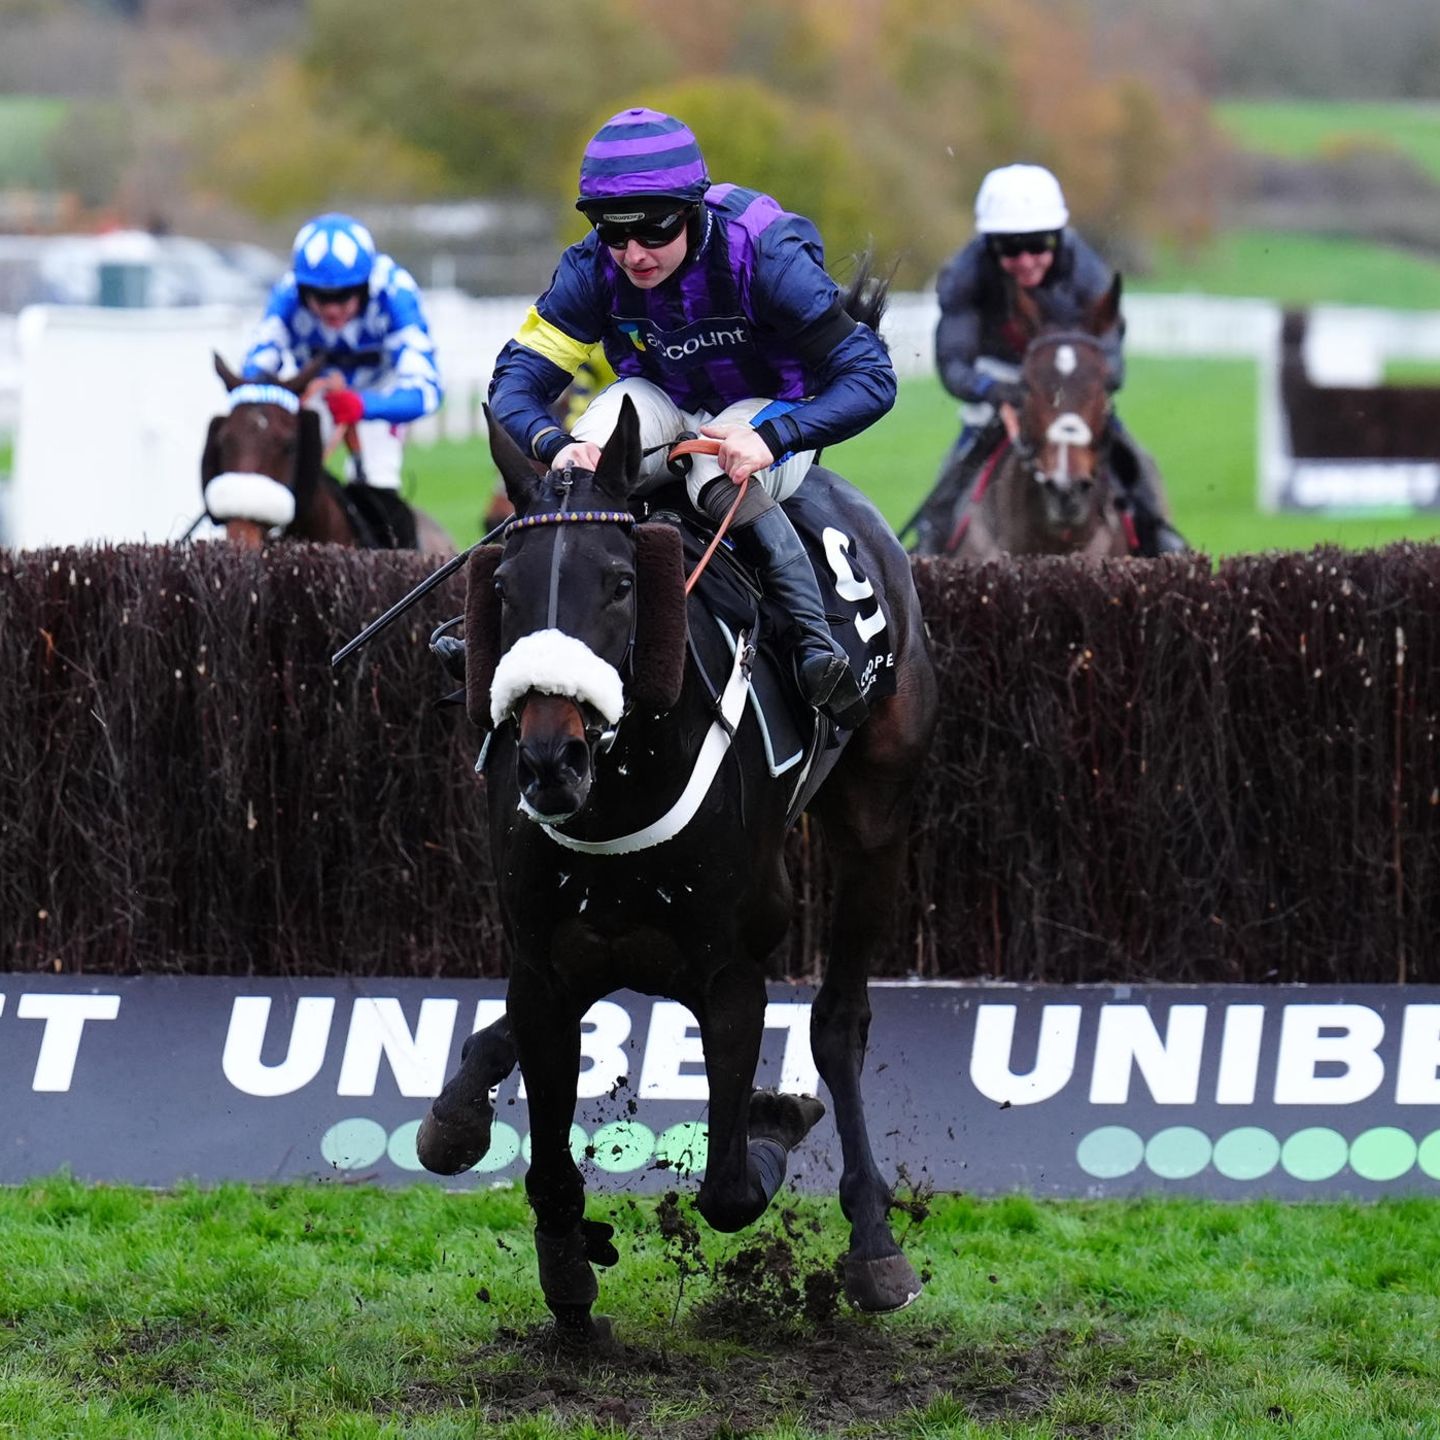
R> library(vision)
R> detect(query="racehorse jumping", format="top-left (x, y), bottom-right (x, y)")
top-left (928, 276), bottom-right (1166, 562)
top-left (416, 397), bottom-right (938, 1343)
top-left (201, 354), bottom-right (455, 554)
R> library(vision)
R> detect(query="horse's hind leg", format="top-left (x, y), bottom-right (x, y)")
top-left (810, 692), bottom-right (935, 1312)
top-left (416, 1014), bottom-right (517, 1175)
top-left (695, 965), bottom-right (825, 1235)
top-left (510, 974), bottom-right (617, 1344)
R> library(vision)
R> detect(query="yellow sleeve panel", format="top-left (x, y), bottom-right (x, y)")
top-left (583, 346), bottom-right (618, 389)
top-left (514, 307), bottom-right (595, 377)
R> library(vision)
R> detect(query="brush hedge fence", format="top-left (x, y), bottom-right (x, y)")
top-left (2, 542), bottom-right (1436, 983)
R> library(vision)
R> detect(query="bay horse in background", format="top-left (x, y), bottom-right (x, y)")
top-left (201, 354), bottom-right (456, 554)
top-left (941, 275), bottom-right (1161, 563)
top-left (414, 396), bottom-right (939, 1344)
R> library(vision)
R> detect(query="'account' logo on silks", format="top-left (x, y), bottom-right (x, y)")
top-left (617, 322), bottom-right (646, 352)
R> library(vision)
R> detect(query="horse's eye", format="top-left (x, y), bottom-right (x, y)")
top-left (612, 575), bottom-right (634, 600)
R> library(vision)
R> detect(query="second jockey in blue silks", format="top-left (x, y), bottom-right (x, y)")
top-left (488, 107), bottom-right (895, 728)
top-left (243, 212), bottom-right (444, 548)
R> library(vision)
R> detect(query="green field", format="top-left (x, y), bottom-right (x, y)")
top-left (0, 96), bottom-right (67, 188)
top-left (1215, 99), bottom-right (1440, 184)
top-left (1133, 229), bottom-right (1440, 310)
top-left (2, 1177), bottom-right (1438, 1439)
top-left (406, 364), bottom-right (1440, 561)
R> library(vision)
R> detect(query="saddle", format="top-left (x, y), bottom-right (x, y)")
top-left (673, 470), bottom-right (899, 771)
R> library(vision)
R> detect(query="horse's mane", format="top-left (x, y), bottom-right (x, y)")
top-left (837, 250), bottom-right (894, 345)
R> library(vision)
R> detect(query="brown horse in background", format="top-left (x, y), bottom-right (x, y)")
top-left (948, 276), bottom-right (1156, 563)
top-left (201, 355), bottom-right (455, 554)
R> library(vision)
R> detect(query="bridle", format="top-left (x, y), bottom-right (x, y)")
top-left (500, 471), bottom-right (638, 751)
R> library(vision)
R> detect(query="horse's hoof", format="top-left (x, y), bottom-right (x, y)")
top-left (414, 1102), bottom-right (492, 1176)
top-left (749, 1090), bottom-right (826, 1150)
top-left (546, 1307), bottom-right (614, 1352)
top-left (844, 1252), bottom-right (923, 1313)
top-left (536, 1227), bottom-right (600, 1307)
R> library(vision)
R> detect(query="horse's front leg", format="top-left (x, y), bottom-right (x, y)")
top-left (509, 971), bottom-right (617, 1344)
top-left (695, 965), bottom-right (825, 1235)
top-left (416, 1014), bottom-right (517, 1175)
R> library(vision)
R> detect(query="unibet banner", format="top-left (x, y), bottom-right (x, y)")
top-left (2, 976), bottom-right (1440, 1197)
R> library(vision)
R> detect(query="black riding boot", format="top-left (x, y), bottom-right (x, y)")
top-left (731, 505), bottom-right (868, 730)
top-left (1105, 422), bottom-right (1188, 557)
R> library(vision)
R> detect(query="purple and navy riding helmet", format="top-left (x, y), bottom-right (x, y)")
top-left (576, 108), bottom-right (710, 253)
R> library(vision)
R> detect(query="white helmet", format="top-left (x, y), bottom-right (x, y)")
top-left (974, 164), bottom-right (1069, 234)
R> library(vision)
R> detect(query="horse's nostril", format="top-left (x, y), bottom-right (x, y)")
top-left (518, 737), bottom-right (592, 794)
top-left (560, 739), bottom-right (591, 781)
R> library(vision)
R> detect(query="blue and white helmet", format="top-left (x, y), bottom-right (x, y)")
top-left (291, 213), bottom-right (376, 290)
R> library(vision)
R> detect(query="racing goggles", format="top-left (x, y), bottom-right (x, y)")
top-left (989, 231), bottom-right (1060, 259)
top-left (299, 283), bottom-right (368, 308)
top-left (588, 206), bottom-right (692, 250)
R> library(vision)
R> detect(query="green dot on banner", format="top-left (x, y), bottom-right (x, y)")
top-left (1075, 1126), bottom-right (1143, 1179)
top-left (320, 1117), bottom-right (387, 1171)
top-left (1145, 1126), bottom-right (1212, 1180)
top-left (1280, 1127), bottom-right (1349, 1182)
top-left (1417, 1131), bottom-right (1440, 1181)
top-left (1348, 1127), bottom-right (1417, 1183)
top-left (654, 1121), bottom-right (709, 1177)
top-left (472, 1121), bottom-right (521, 1174)
top-left (591, 1121), bottom-right (656, 1173)
top-left (387, 1120), bottom-right (424, 1172)
top-left (1211, 1127), bottom-right (1281, 1182)
top-left (522, 1124), bottom-right (588, 1166)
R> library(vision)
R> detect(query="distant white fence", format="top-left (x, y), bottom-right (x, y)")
top-left (9, 305), bottom-right (250, 549)
top-left (7, 291), bottom-right (1440, 547)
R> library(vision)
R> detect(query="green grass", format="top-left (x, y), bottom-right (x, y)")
top-left (405, 366), bottom-right (1440, 560)
top-left (1132, 228), bottom-right (1440, 310)
top-left (1215, 99), bottom-right (1440, 184)
top-left (2, 1178), bottom-right (1439, 1438)
top-left (0, 96), bottom-right (67, 188)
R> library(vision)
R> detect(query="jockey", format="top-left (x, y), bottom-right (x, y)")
top-left (242, 212), bottom-right (444, 548)
top-left (488, 107), bottom-right (895, 729)
top-left (913, 164), bottom-right (1186, 557)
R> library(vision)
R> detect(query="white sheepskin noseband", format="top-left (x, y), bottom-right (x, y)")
top-left (490, 629), bottom-right (625, 728)
top-left (205, 472), bottom-right (297, 527)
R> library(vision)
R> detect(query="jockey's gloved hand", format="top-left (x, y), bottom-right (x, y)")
top-left (324, 389), bottom-right (366, 426)
top-left (990, 380), bottom-right (1027, 409)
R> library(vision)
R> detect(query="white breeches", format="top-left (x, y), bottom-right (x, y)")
top-left (313, 406), bottom-right (407, 490)
top-left (572, 376), bottom-right (815, 504)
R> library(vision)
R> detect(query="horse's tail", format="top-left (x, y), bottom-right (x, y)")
top-left (838, 249), bottom-right (894, 346)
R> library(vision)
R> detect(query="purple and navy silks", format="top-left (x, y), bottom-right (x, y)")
top-left (489, 184), bottom-right (896, 466)
top-left (241, 254), bottom-right (443, 426)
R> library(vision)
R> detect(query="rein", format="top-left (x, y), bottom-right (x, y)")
top-left (330, 434), bottom-right (740, 664)
top-left (665, 436), bottom-right (746, 595)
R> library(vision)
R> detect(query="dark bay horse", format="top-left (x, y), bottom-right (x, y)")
top-left (944, 276), bottom-right (1158, 562)
top-left (416, 397), bottom-right (938, 1343)
top-left (201, 354), bottom-right (455, 554)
